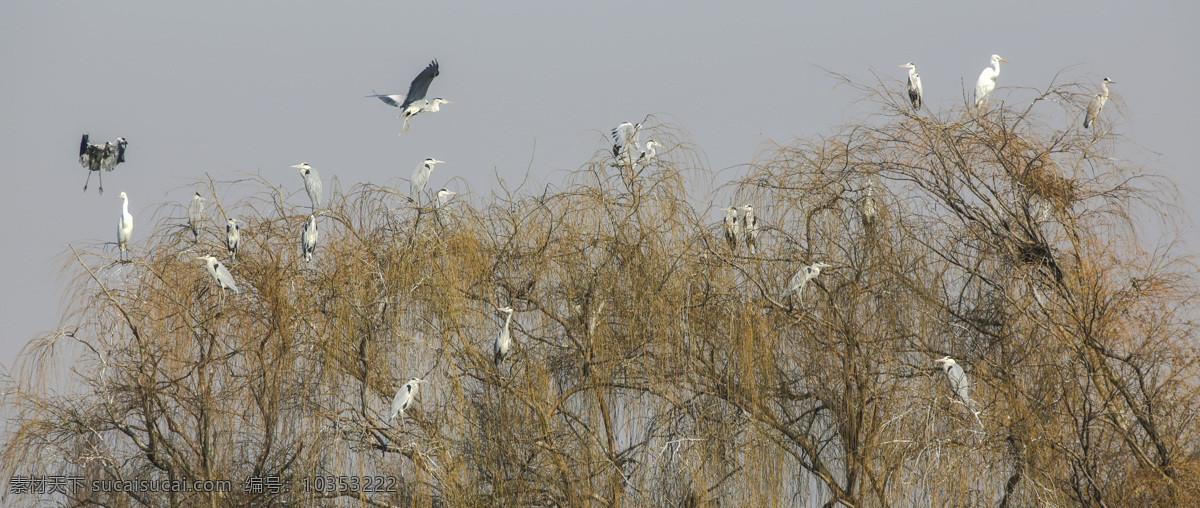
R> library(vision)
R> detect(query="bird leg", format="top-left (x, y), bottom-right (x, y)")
top-left (83, 171), bottom-right (94, 193)
top-left (97, 170), bottom-right (104, 195)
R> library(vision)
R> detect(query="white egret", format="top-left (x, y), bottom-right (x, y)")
top-left (782, 261), bottom-right (832, 299)
top-left (974, 54), bottom-right (1008, 108)
top-left (78, 134), bottom-right (128, 194)
top-left (389, 378), bottom-right (426, 421)
top-left (409, 158), bottom-right (444, 203)
top-left (611, 122), bottom-right (642, 162)
top-left (301, 215), bottom-right (318, 263)
top-left (899, 63), bottom-right (923, 110)
top-left (225, 218), bottom-right (240, 262)
top-left (722, 207), bottom-right (740, 252)
top-left (494, 306), bottom-right (515, 366)
top-left (366, 59), bottom-right (443, 133)
top-left (934, 356), bottom-right (973, 410)
top-left (292, 162), bottom-right (323, 210)
top-left (117, 192), bottom-right (133, 262)
top-left (197, 255), bottom-right (240, 294)
top-left (637, 140), bottom-right (663, 164)
top-left (188, 193), bottom-right (205, 239)
top-left (739, 205), bottom-right (759, 255)
top-left (1083, 77), bottom-right (1115, 129)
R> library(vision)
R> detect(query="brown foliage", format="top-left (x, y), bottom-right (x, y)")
top-left (2, 80), bottom-right (1198, 507)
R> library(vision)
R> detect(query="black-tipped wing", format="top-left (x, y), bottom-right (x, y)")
top-left (114, 139), bottom-right (127, 165)
top-left (79, 134), bottom-right (89, 158)
top-left (400, 60), bottom-right (439, 110)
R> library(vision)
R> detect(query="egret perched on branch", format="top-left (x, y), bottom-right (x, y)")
top-left (389, 378), bottom-right (426, 421)
top-left (117, 192), bottom-right (133, 262)
top-left (301, 215), bottom-right (318, 263)
top-left (494, 306), bottom-right (515, 366)
top-left (292, 162), bottom-right (323, 210)
top-left (637, 140), bottom-right (663, 165)
top-left (188, 193), bottom-right (205, 239)
top-left (899, 63), bottom-right (923, 110)
top-left (611, 121), bottom-right (642, 161)
top-left (78, 134), bottom-right (128, 194)
top-left (739, 205), bottom-right (759, 255)
top-left (782, 262), bottom-right (831, 299)
top-left (366, 59), bottom-right (445, 133)
top-left (1083, 77), bottom-right (1115, 129)
top-left (409, 158), bottom-right (444, 203)
top-left (934, 356), bottom-right (975, 411)
top-left (722, 207), bottom-right (740, 252)
top-left (225, 218), bottom-right (240, 262)
top-left (974, 54), bottom-right (1008, 108)
top-left (197, 255), bottom-right (240, 294)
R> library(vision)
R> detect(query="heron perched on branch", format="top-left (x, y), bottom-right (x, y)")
top-left (637, 140), bottom-right (663, 165)
top-left (434, 188), bottom-right (457, 228)
top-left (389, 378), bottom-right (426, 421)
top-left (722, 207), bottom-right (740, 252)
top-left (301, 215), bottom-right (318, 263)
top-left (225, 218), bottom-right (240, 262)
top-left (611, 121), bottom-right (641, 160)
top-left (292, 162), bottom-right (323, 210)
top-left (782, 262), bottom-right (831, 299)
top-left (117, 192), bottom-right (133, 262)
top-left (934, 356), bottom-right (975, 412)
top-left (188, 193), bottom-right (205, 239)
top-left (1083, 77), bottom-right (1115, 129)
top-left (78, 134), bottom-right (128, 194)
top-left (409, 158), bottom-right (444, 203)
top-left (739, 205), bottom-right (759, 255)
top-left (974, 54), bottom-right (1008, 108)
top-left (899, 63), bottom-right (923, 110)
top-left (197, 255), bottom-right (240, 294)
top-left (494, 306), bottom-right (515, 366)
top-left (367, 60), bottom-right (446, 134)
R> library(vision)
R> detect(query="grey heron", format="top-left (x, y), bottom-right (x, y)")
top-left (389, 378), bottom-right (426, 421)
top-left (1083, 77), bottom-right (1114, 129)
top-left (366, 59), bottom-right (443, 133)
top-left (494, 306), bottom-right (515, 366)
top-left (117, 192), bottom-right (133, 262)
top-left (188, 193), bottom-right (205, 239)
top-left (934, 356), bottom-right (974, 410)
top-left (301, 215), bottom-right (318, 263)
top-left (225, 218), bottom-right (240, 262)
top-left (739, 205), bottom-right (759, 255)
top-left (197, 255), bottom-right (240, 294)
top-left (861, 184), bottom-right (877, 224)
top-left (899, 63), bottom-right (923, 110)
top-left (974, 54), bottom-right (1008, 108)
top-left (409, 158), bottom-right (444, 203)
top-left (782, 262), bottom-right (831, 299)
top-left (292, 162), bottom-right (323, 210)
top-left (78, 134), bottom-right (128, 194)
top-left (611, 122), bottom-right (642, 161)
top-left (637, 140), bottom-right (663, 164)
top-left (722, 207), bottom-right (740, 252)
top-left (435, 188), bottom-right (458, 209)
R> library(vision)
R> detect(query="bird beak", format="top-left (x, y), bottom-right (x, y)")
top-left (434, 160), bottom-right (445, 164)
top-left (444, 100), bottom-right (453, 104)
top-left (1000, 58), bottom-right (1009, 62)
top-left (290, 164), bottom-right (303, 169)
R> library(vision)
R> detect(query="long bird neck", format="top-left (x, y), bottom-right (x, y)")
top-left (991, 59), bottom-right (1002, 76)
top-left (1100, 81), bottom-right (1110, 97)
top-left (503, 312), bottom-right (513, 331)
top-left (909, 67), bottom-right (919, 81)
top-left (122, 197), bottom-right (130, 214)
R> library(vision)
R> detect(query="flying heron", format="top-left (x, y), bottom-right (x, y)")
top-left (78, 134), bottom-right (128, 194)
top-left (367, 59), bottom-right (445, 134)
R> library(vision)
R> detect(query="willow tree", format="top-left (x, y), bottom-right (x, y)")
top-left (3, 78), bottom-right (1197, 507)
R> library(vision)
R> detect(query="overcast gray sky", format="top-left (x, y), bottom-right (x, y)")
top-left (2, 1), bottom-right (1197, 370)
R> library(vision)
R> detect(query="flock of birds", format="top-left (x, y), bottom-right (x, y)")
top-left (74, 54), bottom-right (1119, 423)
